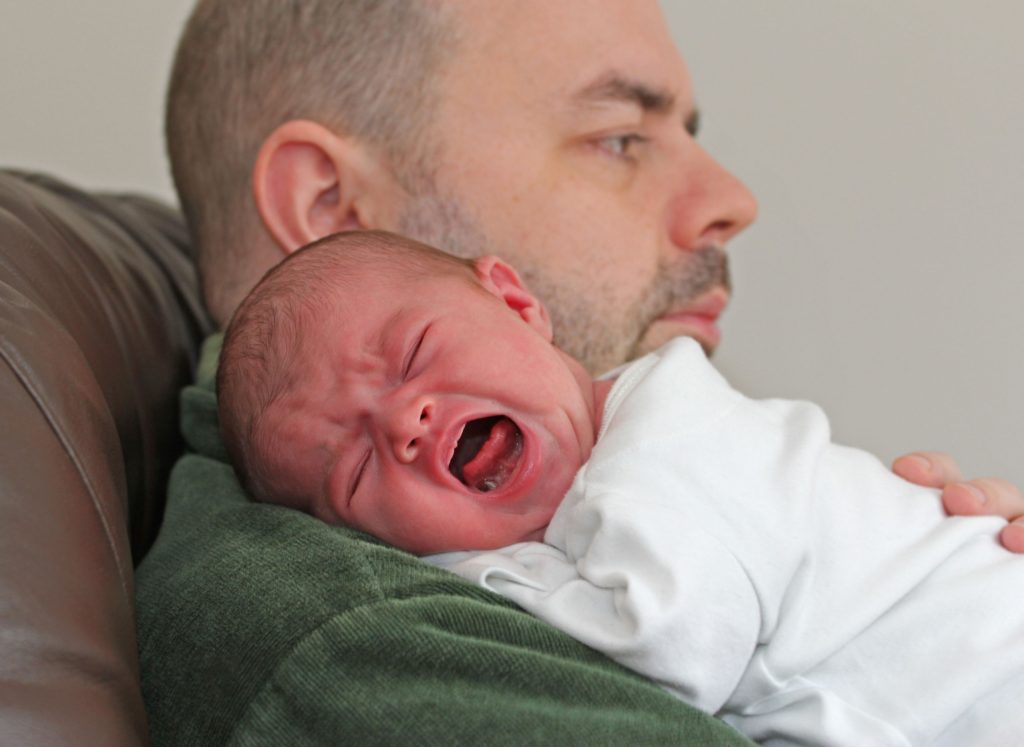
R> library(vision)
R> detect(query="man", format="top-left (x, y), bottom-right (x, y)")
top-left (166, 0), bottom-right (1023, 536)
top-left (139, 0), bottom-right (1024, 742)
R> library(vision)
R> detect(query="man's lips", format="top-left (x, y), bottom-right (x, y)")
top-left (657, 289), bottom-right (729, 349)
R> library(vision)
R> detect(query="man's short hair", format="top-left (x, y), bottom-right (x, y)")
top-left (167, 0), bottom-right (454, 320)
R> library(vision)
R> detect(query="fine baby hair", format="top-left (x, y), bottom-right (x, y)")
top-left (217, 230), bottom-right (477, 510)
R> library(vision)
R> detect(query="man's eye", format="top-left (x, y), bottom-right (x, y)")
top-left (597, 133), bottom-right (647, 158)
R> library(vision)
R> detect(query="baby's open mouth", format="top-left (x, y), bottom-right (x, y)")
top-left (448, 416), bottom-right (524, 493)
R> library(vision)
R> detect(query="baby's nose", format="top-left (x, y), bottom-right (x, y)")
top-left (389, 400), bottom-right (433, 463)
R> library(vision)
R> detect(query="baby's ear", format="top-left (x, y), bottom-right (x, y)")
top-left (473, 256), bottom-right (553, 342)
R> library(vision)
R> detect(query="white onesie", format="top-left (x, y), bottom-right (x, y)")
top-left (429, 338), bottom-right (1023, 746)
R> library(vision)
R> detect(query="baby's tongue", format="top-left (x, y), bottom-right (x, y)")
top-left (463, 418), bottom-right (521, 492)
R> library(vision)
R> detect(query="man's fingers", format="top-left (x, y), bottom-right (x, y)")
top-left (894, 454), bottom-right (1024, 554)
top-left (941, 478), bottom-right (1024, 519)
top-left (936, 477), bottom-right (1024, 554)
top-left (1001, 518), bottom-right (1024, 554)
top-left (891, 452), bottom-right (964, 489)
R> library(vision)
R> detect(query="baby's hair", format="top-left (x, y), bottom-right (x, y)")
top-left (217, 230), bottom-right (475, 511)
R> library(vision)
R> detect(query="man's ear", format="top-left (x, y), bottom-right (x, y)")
top-left (473, 256), bottom-right (553, 342)
top-left (253, 120), bottom-right (397, 255)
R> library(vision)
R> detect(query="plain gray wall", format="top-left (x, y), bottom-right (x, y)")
top-left (2, 2), bottom-right (1021, 485)
top-left (665, 2), bottom-right (1024, 486)
top-left (0, 2), bottom-right (191, 200)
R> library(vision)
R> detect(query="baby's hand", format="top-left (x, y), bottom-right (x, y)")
top-left (893, 451), bottom-right (1024, 553)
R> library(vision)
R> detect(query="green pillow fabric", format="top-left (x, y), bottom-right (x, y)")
top-left (135, 335), bottom-right (751, 746)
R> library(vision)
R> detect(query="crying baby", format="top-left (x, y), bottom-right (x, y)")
top-left (217, 229), bottom-right (1024, 746)
top-left (218, 229), bottom-right (609, 555)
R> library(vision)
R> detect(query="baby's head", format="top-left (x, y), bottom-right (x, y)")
top-left (218, 231), bottom-right (603, 554)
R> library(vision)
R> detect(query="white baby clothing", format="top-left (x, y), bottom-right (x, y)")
top-left (429, 338), bottom-right (1022, 746)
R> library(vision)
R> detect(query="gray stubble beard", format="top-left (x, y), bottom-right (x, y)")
top-left (397, 189), bottom-right (730, 374)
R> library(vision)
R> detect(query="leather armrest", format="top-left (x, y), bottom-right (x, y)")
top-left (0, 171), bottom-right (210, 745)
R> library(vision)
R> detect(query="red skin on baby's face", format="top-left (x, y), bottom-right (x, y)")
top-left (265, 257), bottom-right (611, 554)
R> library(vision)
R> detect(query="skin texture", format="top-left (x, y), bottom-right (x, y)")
top-left (396, 0), bottom-right (755, 374)
top-left (892, 454), bottom-right (1024, 552)
top-left (258, 251), bottom-right (611, 554)
top-left (242, 0), bottom-right (1024, 545)
top-left (230, 240), bottom-right (1024, 558)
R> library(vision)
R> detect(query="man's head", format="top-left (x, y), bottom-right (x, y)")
top-left (170, 0), bottom-right (757, 372)
top-left (167, 0), bottom-right (455, 324)
top-left (218, 231), bottom-right (602, 554)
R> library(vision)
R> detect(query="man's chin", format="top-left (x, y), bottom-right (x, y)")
top-left (634, 319), bottom-right (720, 359)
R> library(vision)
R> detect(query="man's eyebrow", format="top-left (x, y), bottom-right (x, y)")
top-left (572, 73), bottom-right (701, 136)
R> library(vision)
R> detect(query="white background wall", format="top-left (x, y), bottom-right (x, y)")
top-left (2, 2), bottom-right (1021, 485)
top-left (0, 2), bottom-right (191, 200)
top-left (665, 2), bottom-right (1024, 487)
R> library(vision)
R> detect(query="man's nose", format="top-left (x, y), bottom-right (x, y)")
top-left (383, 395), bottom-right (433, 464)
top-left (667, 143), bottom-right (758, 251)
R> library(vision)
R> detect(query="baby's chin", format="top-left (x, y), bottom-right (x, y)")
top-left (461, 517), bottom-right (552, 554)
top-left (445, 493), bottom-right (563, 553)
top-left (406, 520), bottom-right (548, 556)
top-left (519, 524), bottom-right (548, 543)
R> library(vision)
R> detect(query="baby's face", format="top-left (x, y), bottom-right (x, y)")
top-left (271, 261), bottom-right (601, 554)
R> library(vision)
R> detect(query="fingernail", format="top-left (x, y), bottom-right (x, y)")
top-left (959, 483), bottom-right (987, 505)
top-left (907, 455), bottom-right (932, 474)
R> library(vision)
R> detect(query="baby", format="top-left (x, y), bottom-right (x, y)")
top-left (218, 231), bottom-right (1023, 747)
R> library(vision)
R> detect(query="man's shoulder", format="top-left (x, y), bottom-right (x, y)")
top-left (136, 452), bottom-right (750, 746)
top-left (133, 336), bottom-right (753, 746)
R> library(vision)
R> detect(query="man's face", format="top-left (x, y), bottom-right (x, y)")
top-left (270, 263), bottom-right (599, 555)
top-left (396, 0), bottom-right (757, 374)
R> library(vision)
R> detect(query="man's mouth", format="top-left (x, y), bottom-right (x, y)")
top-left (658, 290), bottom-right (729, 350)
top-left (448, 416), bottom-right (524, 493)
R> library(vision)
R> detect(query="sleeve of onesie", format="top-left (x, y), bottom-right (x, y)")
top-left (432, 493), bottom-right (762, 715)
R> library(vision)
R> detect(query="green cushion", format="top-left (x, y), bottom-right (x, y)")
top-left (135, 335), bottom-right (751, 746)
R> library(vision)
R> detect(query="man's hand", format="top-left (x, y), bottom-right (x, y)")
top-left (893, 452), bottom-right (1024, 553)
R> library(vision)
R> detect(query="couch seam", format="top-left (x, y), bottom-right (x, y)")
top-left (0, 333), bottom-right (131, 597)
